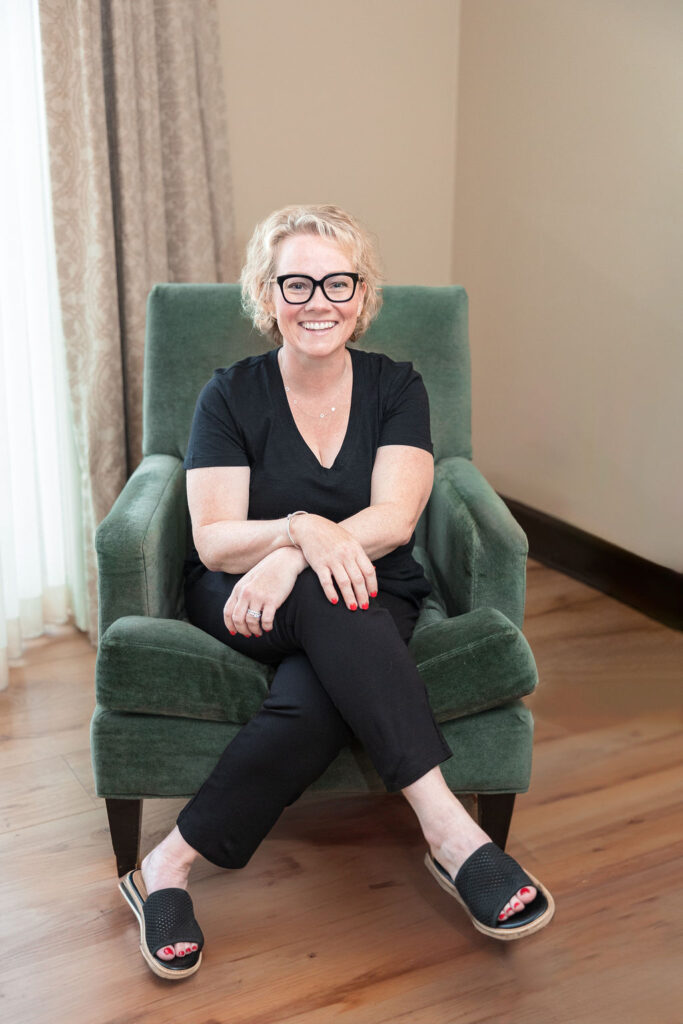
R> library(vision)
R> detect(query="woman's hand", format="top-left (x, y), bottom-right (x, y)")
top-left (289, 514), bottom-right (378, 610)
top-left (224, 547), bottom-right (305, 637)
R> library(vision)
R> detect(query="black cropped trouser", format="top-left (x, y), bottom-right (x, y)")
top-left (176, 567), bottom-right (452, 869)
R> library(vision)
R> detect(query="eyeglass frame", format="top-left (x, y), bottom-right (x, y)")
top-left (272, 272), bottom-right (363, 304)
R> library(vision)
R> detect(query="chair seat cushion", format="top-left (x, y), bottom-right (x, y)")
top-left (96, 604), bottom-right (538, 726)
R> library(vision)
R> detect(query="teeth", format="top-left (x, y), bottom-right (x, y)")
top-left (301, 322), bottom-right (336, 330)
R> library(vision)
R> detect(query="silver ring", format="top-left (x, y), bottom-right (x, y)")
top-left (247, 608), bottom-right (262, 619)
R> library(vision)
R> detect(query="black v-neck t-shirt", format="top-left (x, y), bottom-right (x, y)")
top-left (183, 346), bottom-right (433, 608)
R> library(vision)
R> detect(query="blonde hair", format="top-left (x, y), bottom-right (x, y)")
top-left (240, 203), bottom-right (384, 345)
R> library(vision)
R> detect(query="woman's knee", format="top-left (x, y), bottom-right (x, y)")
top-left (287, 567), bottom-right (383, 625)
top-left (266, 652), bottom-right (352, 743)
top-left (287, 567), bottom-right (329, 607)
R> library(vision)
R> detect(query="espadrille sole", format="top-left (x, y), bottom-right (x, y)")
top-left (119, 870), bottom-right (203, 980)
top-left (424, 852), bottom-right (555, 941)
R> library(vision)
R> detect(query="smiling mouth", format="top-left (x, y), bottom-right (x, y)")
top-left (299, 321), bottom-right (337, 331)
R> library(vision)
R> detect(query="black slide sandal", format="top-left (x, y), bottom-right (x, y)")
top-left (119, 870), bottom-right (204, 979)
top-left (425, 842), bottom-right (555, 941)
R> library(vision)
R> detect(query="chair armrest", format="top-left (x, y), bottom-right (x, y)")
top-left (95, 455), bottom-right (187, 639)
top-left (426, 456), bottom-right (529, 628)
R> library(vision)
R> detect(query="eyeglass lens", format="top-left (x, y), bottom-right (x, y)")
top-left (282, 274), bottom-right (356, 303)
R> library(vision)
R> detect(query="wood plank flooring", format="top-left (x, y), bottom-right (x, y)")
top-left (1, 558), bottom-right (681, 1023)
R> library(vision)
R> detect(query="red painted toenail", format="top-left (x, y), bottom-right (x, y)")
top-left (163, 947), bottom-right (173, 955)
top-left (178, 950), bottom-right (185, 956)
top-left (498, 913), bottom-right (506, 920)
top-left (520, 887), bottom-right (531, 894)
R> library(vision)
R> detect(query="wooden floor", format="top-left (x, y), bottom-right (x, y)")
top-left (1, 559), bottom-right (682, 1023)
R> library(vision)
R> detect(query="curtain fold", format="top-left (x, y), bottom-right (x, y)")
top-left (38, 0), bottom-right (236, 645)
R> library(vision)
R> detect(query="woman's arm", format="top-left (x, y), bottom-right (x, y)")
top-left (187, 466), bottom-right (307, 575)
top-left (221, 448), bottom-right (432, 638)
top-left (287, 444), bottom-right (432, 562)
top-left (189, 445), bottom-right (432, 570)
top-left (281, 445), bottom-right (433, 609)
top-left (187, 444), bottom-right (432, 610)
top-left (339, 444), bottom-right (434, 556)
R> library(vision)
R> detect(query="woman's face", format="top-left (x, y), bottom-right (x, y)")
top-left (270, 234), bottom-right (366, 360)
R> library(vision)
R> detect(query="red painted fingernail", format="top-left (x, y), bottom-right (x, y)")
top-left (163, 947), bottom-right (174, 955)
top-left (331, 596), bottom-right (338, 604)
top-left (520, 887), bottom-right (531, 894)
top-left (361, 602), bottom-right (369, 610)
top-left (370, 591), bottom-right (377, 597)
top-left (350, 603), bottom-right (357, 611)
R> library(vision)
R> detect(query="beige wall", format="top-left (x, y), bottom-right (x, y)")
top-left (454, 0), bottom-right (683, 572)
top-left (217, 0), bottom-right (682, 573)
top-left (216, 0), bottom-right (461, 284)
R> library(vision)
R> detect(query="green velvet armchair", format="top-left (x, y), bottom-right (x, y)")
top-left (92, 283), bottom-right (539, 877)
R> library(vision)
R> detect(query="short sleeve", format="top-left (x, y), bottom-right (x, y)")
top-left (183, 372), bottom-right (250, 469)
top-left (378, 362), bottom-right (434, 455)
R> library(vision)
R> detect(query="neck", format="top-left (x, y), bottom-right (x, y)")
top-left (278, 345), bottom-right (349, 395)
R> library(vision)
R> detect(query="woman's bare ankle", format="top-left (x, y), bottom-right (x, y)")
top-left (402, 768), bottom-right (491, 878)
top-left (141, 826), bottom-right (197, 894)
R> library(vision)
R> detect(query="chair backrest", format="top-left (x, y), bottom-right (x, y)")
top-left (142, 283), bottom-right (472, 465)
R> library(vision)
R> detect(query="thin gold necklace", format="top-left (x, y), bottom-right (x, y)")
top-left (279, 351), bottom-right (350, 420)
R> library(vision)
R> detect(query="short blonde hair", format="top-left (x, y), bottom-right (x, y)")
top-left (240, 203), bottom-right (384, 345)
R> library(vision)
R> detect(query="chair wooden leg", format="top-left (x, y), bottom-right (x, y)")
top-left (477, 792), bottom-right (516, 850)
top-left (105, 798), bottom-right (143, 877)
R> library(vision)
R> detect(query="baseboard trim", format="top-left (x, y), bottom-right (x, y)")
top-left (499, 495), bottom-right (683, 631)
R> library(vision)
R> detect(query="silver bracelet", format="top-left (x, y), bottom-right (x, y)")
top-left (286, 510), bottom-right (308, 547)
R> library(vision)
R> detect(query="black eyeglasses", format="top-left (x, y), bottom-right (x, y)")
top-left (273, 272), bottom-right (362, 304)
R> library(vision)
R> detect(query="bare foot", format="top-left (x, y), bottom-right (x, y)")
top-left (403, 769), bottom-right (538, 923)
top-left (141, 826), bottom-right (199, 962)
top-left (428, 816), bottom-right (537, 923)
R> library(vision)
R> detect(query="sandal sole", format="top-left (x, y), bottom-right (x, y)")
top-left (119, 870), bottom-right (203, 980)
top-left (424, 852), bottom-right (555, 941)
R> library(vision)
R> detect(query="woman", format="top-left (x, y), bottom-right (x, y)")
top-left (119, 204), bottom-right (554, 980)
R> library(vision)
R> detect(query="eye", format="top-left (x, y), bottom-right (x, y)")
top-left (283, 278), bottom-right (310, 293)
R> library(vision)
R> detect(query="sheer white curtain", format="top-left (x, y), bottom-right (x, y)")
top-left (0, 0), bottom-right (87, 689)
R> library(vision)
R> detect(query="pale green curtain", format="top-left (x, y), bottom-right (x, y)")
top-left (37, 0), bottom-right (237, 644)
top-left (0, 0), bottom-right (87, 690)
